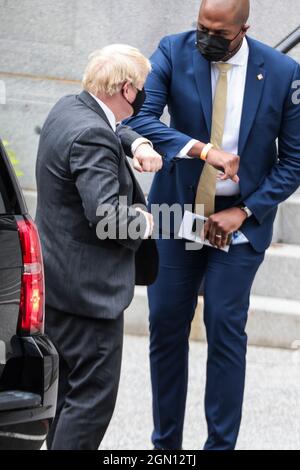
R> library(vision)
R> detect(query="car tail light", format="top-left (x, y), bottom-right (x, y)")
top-left (17, 216), bottom-right (45, 336)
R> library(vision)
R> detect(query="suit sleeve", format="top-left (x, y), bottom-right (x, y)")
top-left (244, 63), bottom-right (300, 224)
top-left (116, 123), bottom-right (143, 157)
top-left (70, 127), bottom-right (147, 251)
top-left (123, 36), bottom-right (192, 162)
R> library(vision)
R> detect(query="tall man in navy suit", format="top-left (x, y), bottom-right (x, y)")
top-left (126, 0), bottom-right (300, 450)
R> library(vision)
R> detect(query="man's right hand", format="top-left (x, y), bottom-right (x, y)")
top-left (187, 142), bottom-right (240, 183)
top-left (206, 147), bottom-right (240, 183)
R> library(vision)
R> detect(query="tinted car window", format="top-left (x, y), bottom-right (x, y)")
top-left (0, 142), bottom-right (23, 215)
top-left (0, 193), bottom-right (5, 214)
top-left (0, 173), bottom-right (9, 214)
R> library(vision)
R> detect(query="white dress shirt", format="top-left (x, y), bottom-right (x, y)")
top-left (89, 92), bottom-right (152, 153)
top-left (177, 39), bottom-right (250, 244)
top-left (89, 92), bottom-right (117, 131)
top-left (89, 93), bottom-right (152, 239)
top-left (177, 38), bottom-right (249, 196)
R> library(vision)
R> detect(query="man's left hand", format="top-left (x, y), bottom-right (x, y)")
top-left (203, 207), bottom-right (247, 249)
top-left (133, 143), bottom-right (163, 173)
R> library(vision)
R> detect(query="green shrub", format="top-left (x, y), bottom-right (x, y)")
top-left (2, 140), bottom-right (23, 177)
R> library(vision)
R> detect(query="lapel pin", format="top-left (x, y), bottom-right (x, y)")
top-left (257, 74), bottom-right (264, 81)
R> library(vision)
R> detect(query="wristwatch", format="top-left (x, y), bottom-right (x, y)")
top-left (239, 205), bottom-right (252, 218)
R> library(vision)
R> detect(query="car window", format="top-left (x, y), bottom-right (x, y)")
top-left (0, 145), bottom-right (20, 215)
top-left (0, 173), bottom-right (9, 214)
top-left (0, 195), bottom-right (5, 213)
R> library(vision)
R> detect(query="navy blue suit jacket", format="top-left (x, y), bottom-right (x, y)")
top-left (125, 31), bottom-right (300, 252)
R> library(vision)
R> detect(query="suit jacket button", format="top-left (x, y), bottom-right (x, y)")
top-left (89, 222), bottom-right (93, 228)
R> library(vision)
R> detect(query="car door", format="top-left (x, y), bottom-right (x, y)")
top-left (0, 143), bottom-right (24, 384)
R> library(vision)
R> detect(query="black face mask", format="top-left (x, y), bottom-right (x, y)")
top-left (196, 28), bottom-right (243, 62)
top-left (124, 87), bottom-right (146, 117)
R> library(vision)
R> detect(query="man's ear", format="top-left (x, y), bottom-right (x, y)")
top-left (122, 81), bottom-right (131, 98)
top-left (242, 24), bottom-right (250, 36)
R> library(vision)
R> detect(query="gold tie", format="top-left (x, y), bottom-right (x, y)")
top-left (195, 63), bottom-right (232, 217)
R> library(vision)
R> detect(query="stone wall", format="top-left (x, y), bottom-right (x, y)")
top-left (0, 0), bottom-right (299, 205)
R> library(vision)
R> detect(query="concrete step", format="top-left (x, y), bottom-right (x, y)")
top-left (272, 193), bottom-right (300, 245)
top-left (280, 194), bottom-right (300, 245)
top-left (246, 295), bottom-right (300, 349)
top-left (125, 287), bottom-right (300, 349)
top-left (252, 243), bottom-right (300, 301)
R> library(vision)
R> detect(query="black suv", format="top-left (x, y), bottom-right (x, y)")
top-left (0, 139), bottom-right (58, 450)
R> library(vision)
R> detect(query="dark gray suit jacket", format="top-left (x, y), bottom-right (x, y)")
top-left (35, 90), bottom-right (152, 320)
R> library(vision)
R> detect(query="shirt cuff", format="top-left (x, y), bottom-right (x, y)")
top-left (135, 207), bottom-right (152, 239)
top-left (142, 212), bottom-right (152, 239)
top-left (175, 139), bottom-right (199, 159)
top-left (131, 138), bottom-right (153, 156)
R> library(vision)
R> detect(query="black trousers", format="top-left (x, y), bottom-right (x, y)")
top-left (45, 305), bottom-right (124, 450)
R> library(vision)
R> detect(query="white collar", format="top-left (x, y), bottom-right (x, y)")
top-left (214, 37), bottom-right (249, 67)
top-left (88, 92), bottom-right (116, 131)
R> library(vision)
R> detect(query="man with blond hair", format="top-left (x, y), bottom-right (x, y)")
top-left (35, 44), bottom-right (162, 450)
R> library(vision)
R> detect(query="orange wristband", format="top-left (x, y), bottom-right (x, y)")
top-left (200, 143), bottom-right (214, 161)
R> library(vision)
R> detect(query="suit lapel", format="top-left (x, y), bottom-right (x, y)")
top-left (192, 49), bottom-right (213, 136)
top-left (193, 37), bottom-right (266, 154)
top-left (79, 90), bottom-right (145, 205)
top-left (238, 38), bottom-right (266, 155)
top-left (78, 90), bottom-right (114, 131)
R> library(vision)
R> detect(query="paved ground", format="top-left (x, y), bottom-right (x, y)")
top-left (100, 335), bottom-right (300, 450)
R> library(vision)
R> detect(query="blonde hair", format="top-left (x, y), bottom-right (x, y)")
top-left (82, 44), bottom-right (152, 96)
